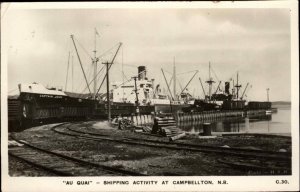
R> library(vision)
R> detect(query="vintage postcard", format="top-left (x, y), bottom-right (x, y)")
top-left (1, 1), bottom-right (299, 191)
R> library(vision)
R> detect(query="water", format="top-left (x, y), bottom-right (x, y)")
top-left (178, 106), bottom-right (291, 136)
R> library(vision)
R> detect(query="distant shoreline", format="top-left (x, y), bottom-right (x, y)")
top-left (272, 101), bottom-right (291, 106)
top-left (272, 101), bottom-right (291, 110)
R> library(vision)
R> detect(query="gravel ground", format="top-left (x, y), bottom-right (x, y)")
top-left (9, 155), bottom-right (57, 176)
top-left (9, 121), bottom-right (291, 176)
top-left (78, 122), bottom-right (292, 152)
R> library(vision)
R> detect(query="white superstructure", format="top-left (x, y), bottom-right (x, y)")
top-left (18, 83), bottom-right (66, 96)
top-left (111, 66), bottom-right (175, 106)
top-left (112, 79), bottom-right (154, 105)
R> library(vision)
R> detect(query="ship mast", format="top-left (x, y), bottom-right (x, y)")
top-left (173, 57), bottom-right (176, 100)
top-left (206, 62), bottom-right (215, 101)
top-left (266, 88), bottom-right (270, 102)
top-left (122, 47), bottom-right (124, 102)
top-left (93, 28), bottom-right (100, 99)
top-left (235, 72), bottom-right (242, 100)
top-left (102, 61), bottom-right (111, 122)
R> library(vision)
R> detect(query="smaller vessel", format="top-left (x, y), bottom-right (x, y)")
top-left (111, 65), bottom-right (190, 113)
top-left (183, 64), bottom-right (255, 112)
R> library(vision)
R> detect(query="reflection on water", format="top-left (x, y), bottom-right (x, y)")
top-left (178, 107), bottom-right (291, 135)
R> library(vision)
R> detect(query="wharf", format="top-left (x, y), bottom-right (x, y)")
top-left (9, 121), bottom-right (291, 176)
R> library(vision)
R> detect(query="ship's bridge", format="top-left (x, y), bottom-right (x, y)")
top-left (112, 79), bottom-right (154, 105)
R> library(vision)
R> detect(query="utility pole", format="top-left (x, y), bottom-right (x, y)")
top-left (267, 88), bottom-right (270, 102)
top-left (102, 61), bottom-right (111, 122)
top-left (132, 76), bottom-right (139, 114)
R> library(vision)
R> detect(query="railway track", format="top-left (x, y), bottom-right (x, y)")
top-left (52, 124), bottom-right (291, 162)
top-left (8, 137), bottom-right (146, 176)
top-left (217, 157), bottom-right (291, 175)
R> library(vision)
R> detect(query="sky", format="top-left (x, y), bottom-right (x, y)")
top-left (3, 6), bottom-right (291, 101)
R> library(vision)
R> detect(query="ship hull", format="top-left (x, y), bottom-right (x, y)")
top-left (94, 103), bottom-right (155, 117)
top-left (95, 103), bottom-right (189, 116)
top-left (8, 92), bottom-right (95, 132)
top-left (154, 103), bottom-right (190, 113)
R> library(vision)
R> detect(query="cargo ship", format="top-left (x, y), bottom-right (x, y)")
top-left (182, 63), bottom-right (272, 112)
top-left (7, 81), bottom-right (156, 132)
top-left (111, 65), bottom-right (190, 114)
top-left (7, 64), bottom-right (190, 132)
top-left (7, 32), bottom-right (191, 131)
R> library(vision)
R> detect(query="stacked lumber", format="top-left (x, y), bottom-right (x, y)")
top-left (142, 126), bottom-right (152, 132)
top-left (134, 125), bottom-right (152, 133)
top-left (160, 126), bottom-right (183, 137)
top-left (152, 116), bottom-right (184, 139)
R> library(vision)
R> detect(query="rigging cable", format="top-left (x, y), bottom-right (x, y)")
top-left (97, 43), bottom-right (122, 59)
top-left (65, 51), bottom-right (71, 91)
top-left (8, 88), bottom-right (18, 94)
top-left (76, 66), bottom-right (91, 93)
top-left (95, 43), bottom-right (122, 96)
top-left (73, 37), bottom-right (93, 60)
top-left (112, 69), bottom-right (147, 90)
top-left (81, 65), bottom-right (105, 94)
top-left (177, 78), bottom-right (184, 93)
top-left (210, 65), bottom-right (220, 82)
top-left (70, 35), bottom-right (92, 96)
top-left (177, 70), bottom-right (198, 76)
top-left (179, 70), bottom-right (199, 96)
top-left (54, 38), bottom-right (71, 88)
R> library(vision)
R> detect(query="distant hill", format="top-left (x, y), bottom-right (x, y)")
top-left (272, 101), bottom-right (291, 105)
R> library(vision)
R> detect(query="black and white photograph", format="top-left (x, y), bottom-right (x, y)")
top-left (1, 1), bottom-right (299, 192)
